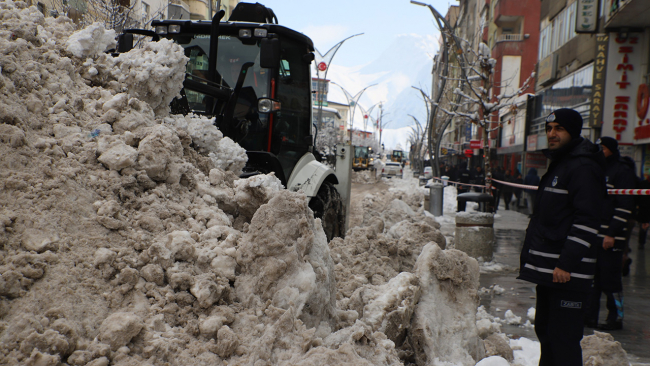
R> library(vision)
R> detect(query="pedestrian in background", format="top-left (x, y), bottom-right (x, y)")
top-left (514, 170), bottom-right (524, 208)
top-left (501, 169), bottom-right (514, 210)
top-left (471, 165), bottom-right (485, 192)
top-left (457, 163), bottom-right (471, 195)
top-left (492, 166), bottom-right (505, 212)
top-left (518, 108), bottom-right (606, 366)
top-left (524, 168), bottom-right (540, 217)
top-left (637, 174), bottom-right (650, 250)
top-left (585, 137), bottom-right (636, 331)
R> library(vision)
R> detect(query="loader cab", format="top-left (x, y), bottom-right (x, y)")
top-left (151, 16), bottom-right (315, 185)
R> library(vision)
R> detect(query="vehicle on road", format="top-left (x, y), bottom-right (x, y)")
top-left (382, 162), bottom-right (403, 179)
top-left (423, 166), bottom-right (432, 179)
top-left (391, 150), bottom-right (405, 164)
top-left (353, 146), bottom-right (372, 171)
top-left (117, 2), bottom-right (351, 239)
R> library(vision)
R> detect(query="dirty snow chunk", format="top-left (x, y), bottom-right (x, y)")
top-left (476, 356), bottom-right (510, 366)
top-left (93, 248), bottom-right (117, 267)
top-left (102, 93), bottom-right (129, 112)
top-left (97, 142), bottom-right (138, 171)
top-left (476, 305), bottom-right (501, 339)
top-left (360, 272), bottom-right (420, 343)
top-left (235, 191), bottom-right (337, 329)
top-left (510, 337), bottom-right (540, 366)
top-left (185, 115), bottom-right (222, 151)
top-left (113, 38), bottom-right (188, 115)
top-left (98, 312), bottom-right (144, 350)
top-left (209, 136), bottom-right (247, 175)
top-left (581, 331), bottom-right (629, 366)
top-left (492, 285), bottom-right (505, 295)
top-left (410, 244), bottom-right (483, 365)
top-left (527, 307), bottom-right (535, 321)
top-left (504, 309), bottom-right (521, 325)
top-left (66, 23), bottom-right (116, 58)
top-left (479, 260), bottom-right (508, 273)
top-left (136, 125), bottom-right (183, 181)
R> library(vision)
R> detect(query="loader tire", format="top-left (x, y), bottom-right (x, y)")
top-left (309, 182), bottom-right (344, 241)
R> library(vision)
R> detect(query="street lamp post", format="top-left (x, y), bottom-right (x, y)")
top-left (330, 82), bottom-right (376, 143)
top-left (313, 34), bottom-right (363, 133)
top-left (410, 0), bottom-right (469, 179)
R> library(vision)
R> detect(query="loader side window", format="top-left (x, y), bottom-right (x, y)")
top-left (272, 38), bottom-right (313, 181)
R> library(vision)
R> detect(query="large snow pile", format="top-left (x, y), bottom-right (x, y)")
top-left (0, 2), bottom-right (506, 365)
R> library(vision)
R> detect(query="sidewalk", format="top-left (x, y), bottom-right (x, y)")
top-left (479, 202), bottom-right (650, 365)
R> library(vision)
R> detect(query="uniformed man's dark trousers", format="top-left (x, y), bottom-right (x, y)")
top-left (535, 285), bottom-right (588, 366)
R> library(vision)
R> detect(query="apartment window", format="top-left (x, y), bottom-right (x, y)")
top-left (142, 1), bottom-right (149, 17)
top-left (538, 2), bottom-right (578, 61)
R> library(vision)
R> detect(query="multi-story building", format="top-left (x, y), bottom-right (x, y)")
top-left (524, 0), bottom-right (605, 176)
top-left (488, 0), bottom-right (540, 175)
top-left (600, 0), bottom-right (650, 178)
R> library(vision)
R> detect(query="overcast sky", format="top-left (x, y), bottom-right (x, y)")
top-left (259, 0), bottom-right (455, 67)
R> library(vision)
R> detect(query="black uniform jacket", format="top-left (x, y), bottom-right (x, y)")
top-left (518, 138), bottom-right (607, 292)
top-left (600, 152), bottom-right (636, 244)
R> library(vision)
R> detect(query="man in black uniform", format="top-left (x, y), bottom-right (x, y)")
top-left (471, 165), bottom-right (486, 192)
top-left (457, 164), bottom-right (471, 194)
top-left (456, 164), bottom-right (472, 211)
top-left (585, 137), bottom-right (636, 330)
top-left (518, 109), bottom-right (606, 366)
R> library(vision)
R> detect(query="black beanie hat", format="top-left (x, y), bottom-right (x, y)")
top-left (546, 108), bottom-right (583, 139)
top-left (598, 136), bottom-right (619, 153)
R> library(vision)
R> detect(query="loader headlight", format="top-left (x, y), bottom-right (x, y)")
top-left (254, 28), bottom-right (267, 37)
top-left (239, 29), bottom-right (252, 38)
top-left (258, 98), bottom-right (281, 113)
top-left (155, 25), bottom-right (167, 35)
top-left (169, 25), bottom-right (181, 33)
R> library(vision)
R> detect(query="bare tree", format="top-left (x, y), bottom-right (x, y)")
top-left (431, 26), bottom-right (534, 193)
top-left (49, 0), bottom-right (165, 32)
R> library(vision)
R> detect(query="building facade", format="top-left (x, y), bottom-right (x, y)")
top-left (601, 0), bottom-right (650, 178)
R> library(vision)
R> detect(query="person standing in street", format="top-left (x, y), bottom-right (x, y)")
top-left (637, 174), bottom-right (650, 250)
top-left (457, 163), bottom-right (471, 194)
top-left (523, 168), bottom-right (540, 217)
top-left (514, 170), bottom-right (524, 208)
top-left (471, 165), bottom-right (486, 192)
top-left (492, 166), bottom-right (505, 212)
top-left (518, 108), bottom-right (606, 366)
top-left (501, 169), bottom-right (515, 210)
top-left (584, 137), bottom-right (636, 330)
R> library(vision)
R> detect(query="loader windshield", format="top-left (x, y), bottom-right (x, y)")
top-left (165, 28), bottom-right (314, 181)
top-left (176, 34), bottom-right (272, 152)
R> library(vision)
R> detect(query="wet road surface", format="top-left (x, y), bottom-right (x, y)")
top-left (480, 209), bottom-right (650, 365)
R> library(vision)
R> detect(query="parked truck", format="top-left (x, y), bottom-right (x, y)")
top-left (117, 2), bottom-right (351, 239)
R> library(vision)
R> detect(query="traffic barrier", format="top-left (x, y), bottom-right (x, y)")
top-left (432, 177), bottom-right (650, 195)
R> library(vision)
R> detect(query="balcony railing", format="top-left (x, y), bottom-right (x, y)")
top-left (496, 34), bottom-right (523, 43)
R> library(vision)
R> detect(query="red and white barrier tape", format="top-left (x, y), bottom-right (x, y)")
top-left (433, 177), bottom-right (650, 195)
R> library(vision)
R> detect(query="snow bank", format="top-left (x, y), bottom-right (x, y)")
top-left (581, 331), bottom-right (629, 366)
top-left (0, 3), bottom-right (546, 365)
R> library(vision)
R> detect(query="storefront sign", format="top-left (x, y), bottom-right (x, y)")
top-left (602, 32), bottom-right (645, 143)
top-left (590, 34), bottom-right (608, 127)
top-left (634, 83), bottom-right (650, 143)
top-left (464, 149), bottom-right (474, 157)
top-left (525, 151), bottom-right (547, 168)
top-left (576, 0), bottom-right (599, 33)
top-left (527, 134), bottom-right (538, 151)
top-left (470, 140), bottom-right (481, 149)
top-left (537, 54), bottom-right (557, 85)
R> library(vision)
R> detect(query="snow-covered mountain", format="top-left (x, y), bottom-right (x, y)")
top-left (323, 33), bottom-right (438, 150)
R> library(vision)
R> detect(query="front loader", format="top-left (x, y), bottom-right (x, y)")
top-left (117, 2), bottom-right (352, 239)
